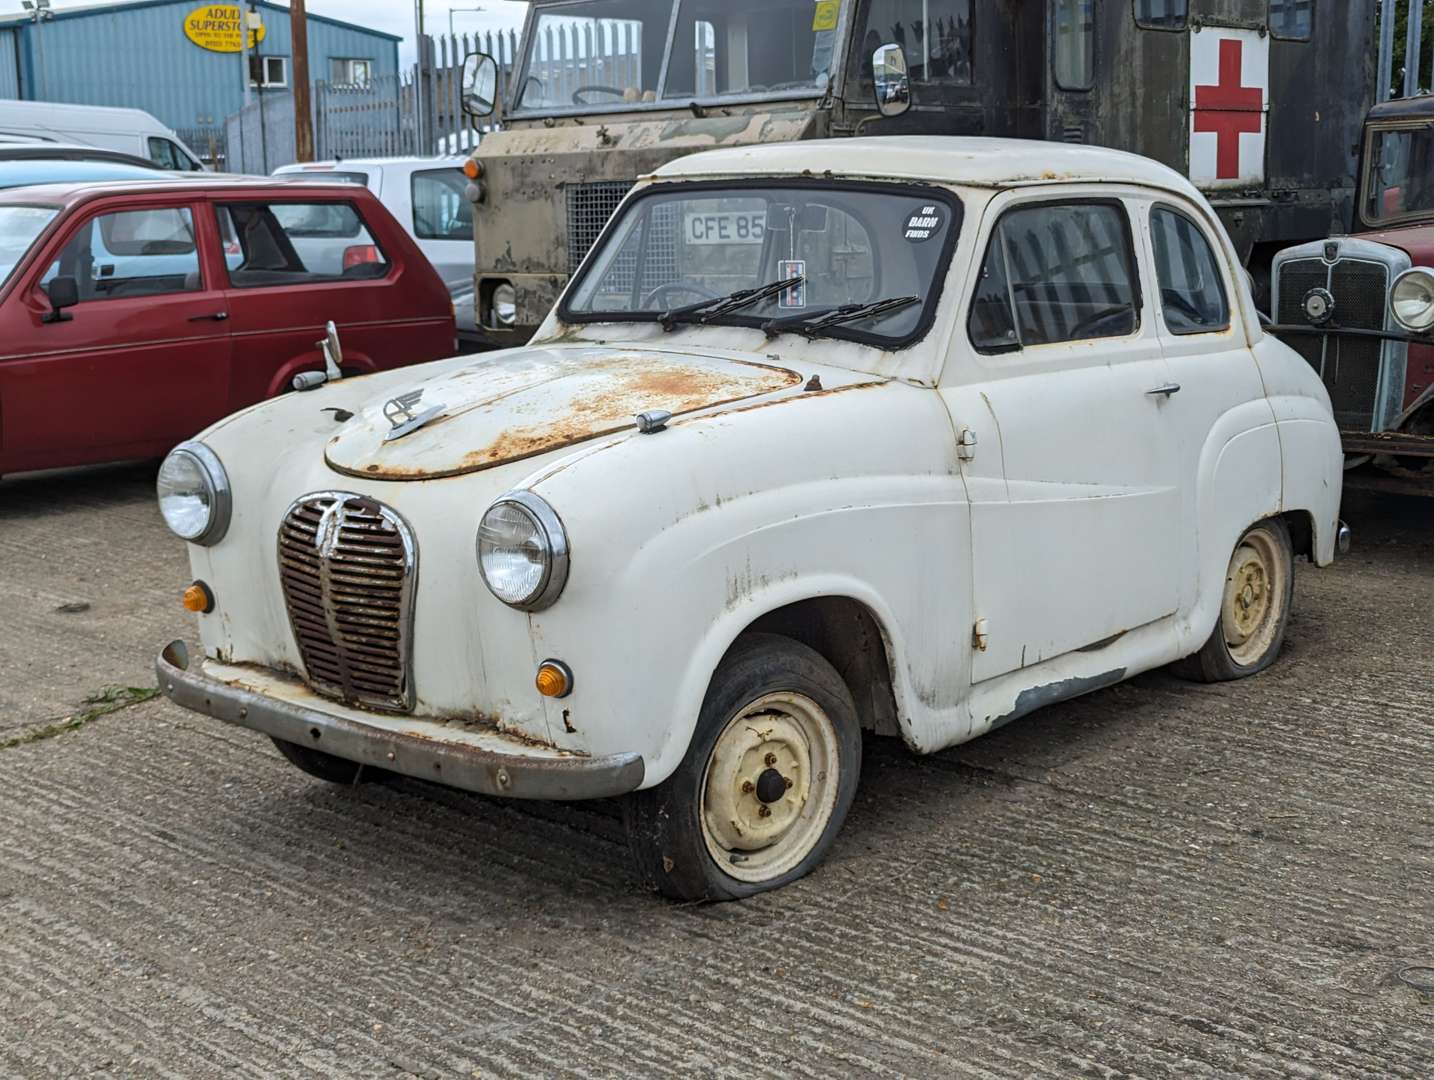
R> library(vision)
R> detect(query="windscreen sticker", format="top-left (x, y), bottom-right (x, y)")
top-left (811, 0), bottom-right (839, 31)
top-left (778, 259), bottom-right (806, 308)
top-left (903, 204), bottom-right (944, 243)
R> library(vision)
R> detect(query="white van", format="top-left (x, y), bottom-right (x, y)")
top-left (0, 101), bottom-right (206, 171)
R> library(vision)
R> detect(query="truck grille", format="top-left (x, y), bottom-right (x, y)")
top-left (1274, 255), bottom-right (1400, 432)
top-left (277, 493), bottom-right (417, 713)
top-left (565, 180), bottom-right (632, 275)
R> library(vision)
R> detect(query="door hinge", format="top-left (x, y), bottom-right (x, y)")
top-left (957, 427), bottom-right (978, 462)
top-left (972, 617), bottom-right (990, 652)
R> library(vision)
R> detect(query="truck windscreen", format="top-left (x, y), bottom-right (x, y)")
top-left (1364, 125), bottom-right (1434, 225)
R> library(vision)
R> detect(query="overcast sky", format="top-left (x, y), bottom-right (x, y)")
top-left (48, 0), bottom-right (531, 65)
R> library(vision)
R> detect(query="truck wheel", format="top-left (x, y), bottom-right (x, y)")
top-left (1174, 517), bottom-right (1294, 683)
top-left (623, 633), bottom-right (861, 901)
top-left (270, 736), bottom-right (386, 785)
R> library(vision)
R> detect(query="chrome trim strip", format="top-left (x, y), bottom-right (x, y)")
top-left (156, 641), bottom-right (645, 801)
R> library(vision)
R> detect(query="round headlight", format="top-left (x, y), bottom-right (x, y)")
top-left (493, 282), bottom-right (516, 327)
top-left (1391, 267), bottom-right (1434, 332)
top-left (477, 491), bottom-right (568, 610)
top-left (156, 441), bottom-right (231, 545)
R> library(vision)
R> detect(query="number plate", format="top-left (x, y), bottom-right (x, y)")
top-left (683, 211), bottom-right (765, 245)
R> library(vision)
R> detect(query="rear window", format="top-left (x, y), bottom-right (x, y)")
top-left (217, 201), bottom-right (390, 288)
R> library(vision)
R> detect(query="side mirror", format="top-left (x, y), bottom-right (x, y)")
top-left (462, 53), bottom-right (498, 118)
top-left (43, 275), bottom-right (79, 323)
top-left (872, 43), bottom-right (911, 118)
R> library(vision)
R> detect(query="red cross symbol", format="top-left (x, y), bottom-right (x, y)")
top-left (1193, 38), bottom-right (1263, 180)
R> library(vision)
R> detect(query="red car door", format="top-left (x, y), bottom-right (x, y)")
top-left (0, 195), bottom-right (232, 474)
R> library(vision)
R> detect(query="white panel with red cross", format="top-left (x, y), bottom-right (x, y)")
top-left (1188, 27), bottom-right (1270, 189)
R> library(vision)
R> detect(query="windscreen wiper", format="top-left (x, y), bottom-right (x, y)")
top-left (659, 275), bottom-right (806, 331)
top-left (762, 295), bottom-right (921, 339)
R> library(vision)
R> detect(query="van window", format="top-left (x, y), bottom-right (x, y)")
top-left (411, 169), bottom-right (473, 241)
top-left (968, 201), bottom-right (1139, 351)
top-left (1053, 0), bottom-right (1095, 91)
top-left (1150, 206), bottom-right (1229, 334)
top-left (146, 137), bottom-right (199, 171)
top-left (1269, 0), bottom-right (1312, 41)
top-left (46, 207), bottom-right (202, 300)
top-left (1135, 0), bottom-right (1186, 29)
top-left (218, 201), bottom-right (390, 287)
top-left (851, 0), bottom-right (975, 103)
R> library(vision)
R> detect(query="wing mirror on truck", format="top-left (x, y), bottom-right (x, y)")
top-left (461, 53), bottom-right (499, 118)
top-left (873, 43), bottom-right (911, 118)
top-left (42, 276), bottom-right (78, 324)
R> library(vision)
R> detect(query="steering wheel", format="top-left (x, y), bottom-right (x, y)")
top-left (572, 85), bottom-right (628, 105)
top-left (1069, 305), bottom-right (1135, 339)
top-left (1160, 289), bottom-right (1208, 327)
top-left (642, 282), bottom-right (720, 309)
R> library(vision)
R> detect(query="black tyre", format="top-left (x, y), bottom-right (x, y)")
top-left (623, 633), bottom-right (862, 901)
top-left (270, 736), bottom-right (386, 785)
top-left (1173, 517), bottom-right (1294, 683)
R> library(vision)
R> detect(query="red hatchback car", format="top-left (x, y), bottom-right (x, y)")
top-left (0, 178), bottom-right (455, 476)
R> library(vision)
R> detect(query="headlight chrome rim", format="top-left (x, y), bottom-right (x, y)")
top-left (477, 490), bottom-right (569, 611)
top-left (157, 440), bottom-right (231, 546)
top-left (1390, 267), bottom-right (1434, 333)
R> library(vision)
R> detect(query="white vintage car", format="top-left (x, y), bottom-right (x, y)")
top-left (155, 137), bottom-right (1347, 900)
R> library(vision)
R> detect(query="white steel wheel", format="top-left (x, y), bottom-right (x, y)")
top-left (700, 692), bottom-right (841, 884)
top-left (1221, 528), bottom-right (1287, 667)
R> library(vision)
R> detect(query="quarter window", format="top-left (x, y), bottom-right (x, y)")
top-left (45, 207), bottom-right (202, 300)
top-left (1268, 0), bottom-right (1312, 41)
top-left (1134, 0), bottom-right (1186, 30)
top-left (411, 169), bottom-right (473, 241)
top-left (1053, 0), bottom-right (1095, 91)
top-left (1150, 206), bottom-right (1230, 335)
top-left (969, 201), bottom-right (1140, 352)
top-left (218, 201), bottom-right (390, 287)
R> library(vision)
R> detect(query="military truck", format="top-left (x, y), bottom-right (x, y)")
top-left (460, 0), bottom-right (1374, 343)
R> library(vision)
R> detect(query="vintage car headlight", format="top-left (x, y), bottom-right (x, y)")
top-left (156, 441), bottom-right (231, 545)
top-left (1391, 267), bottom-right (1434, 332)
top-left (477, 491), bottom-right (568, 610)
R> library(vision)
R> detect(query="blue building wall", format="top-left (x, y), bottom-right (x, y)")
top-left (0, 0), bottom-right (398, 135)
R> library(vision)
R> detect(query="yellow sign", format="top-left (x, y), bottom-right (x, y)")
top-left (811, 0), bottom-right (839, 31)
top-left (183, 4), bottom-right (265, 54)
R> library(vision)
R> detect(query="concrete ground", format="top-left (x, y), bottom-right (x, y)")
top-left (1, 463), bottom-right (1430, 1078)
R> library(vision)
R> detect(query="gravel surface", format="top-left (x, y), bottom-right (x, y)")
top-left (2, 465), bottom-right (1431, 1078)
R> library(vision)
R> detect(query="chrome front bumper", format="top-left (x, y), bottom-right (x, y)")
top-left (155, 640), bottom-right (645, 800)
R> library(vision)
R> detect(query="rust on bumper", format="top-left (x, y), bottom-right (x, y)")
top-left (155, 640), bottom-right (645, 800)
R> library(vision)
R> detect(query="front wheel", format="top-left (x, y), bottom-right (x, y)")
top-left (623, 633), bottom-right (861, 901)
top-left (1174, 517), bottom-right (1294, 683)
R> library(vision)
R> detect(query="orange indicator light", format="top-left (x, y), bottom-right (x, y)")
top-left (535, 660), bottom-right (572, 698)
top-left (182, 581), bottom-right (215, 614)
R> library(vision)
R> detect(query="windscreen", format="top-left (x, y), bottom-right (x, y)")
top-left (563, 181), bottom-right (961, 348)
top-left (1364, 125), bottom-right (1434, 224)
top-left (0, 205), bottom-right (58, 285)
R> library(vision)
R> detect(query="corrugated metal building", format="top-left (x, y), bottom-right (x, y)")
top-left (0, 1), bottom-right (399, 146)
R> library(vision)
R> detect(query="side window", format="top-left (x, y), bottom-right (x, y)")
top-left (147, 136), bottom-right (179, 169)
top-left (1054, 0), bottom-right (1095, 90)
top-left (219, 201), bottom-right (390, 288)
top-left (1150, 206), bottom-right (1230, 335)
top-left (968, 201), bottom-right (1140, 352)
top-left (411, 169), bottom-right (473, 241)
top-left (1134, 0), bottom-right (1186, 30)
top-left (45, 207), bottom-right (202, 300)
top-left (1268, 0), bottom-right (1312, 42)
top-left (852, 0), bottom-right (975, 101)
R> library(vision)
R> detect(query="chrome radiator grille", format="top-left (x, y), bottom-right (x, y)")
top-left (277, 493), bottom-right (417, 713)
top-left (565, 180), bottom-right (632, 274)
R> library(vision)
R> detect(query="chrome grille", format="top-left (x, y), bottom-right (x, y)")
top-left (565, 180), bottom-right (632, 274)
top-left (277, 493), bottom-right (416, 713)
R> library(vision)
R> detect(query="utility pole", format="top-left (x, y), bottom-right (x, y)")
top-left (291, 0), bottom-right (315, 161)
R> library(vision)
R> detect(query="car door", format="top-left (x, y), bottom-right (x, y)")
top-left (944, 192), bottom-right (1184, 684)
top-left (1139, 198), bottom-right (1279, 609)
top-left (0, 197), bottom-right (232, 472)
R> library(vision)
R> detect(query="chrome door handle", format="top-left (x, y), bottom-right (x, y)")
top-left (188, 311), bottom-right (228, 322)
top-left (1146, 383), bottom-right (1181, 397)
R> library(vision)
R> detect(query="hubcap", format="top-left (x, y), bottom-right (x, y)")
top-left (700, 691), bottom-right (840, 884)
top-left (1221, 529), bottom-right (1285, 666)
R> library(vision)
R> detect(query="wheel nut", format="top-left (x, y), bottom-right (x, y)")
top-left (784, 776), bottom-right (793, 789)
top-left (757, 805), bottom-right (771, 818)
top-left (765, 752), bottom-right (777, 766)
top-left (741, 780), bottom-right (755, 794)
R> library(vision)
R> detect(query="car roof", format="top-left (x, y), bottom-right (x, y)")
top-left (274, 157), bottom-right (467, 172)
top-left (0, 177), bottom-right (376, 205)
top-left (0, 159), bottom-right (167, 189)
top-left (653, 136), bottom-right (1205, 200)
top-left (0, 143), bottom-right (160, 167)
top-left (1366, 93), bottom-right (1434, 123)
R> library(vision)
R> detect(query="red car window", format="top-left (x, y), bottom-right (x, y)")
top-left (216, 200), bottom-right (391, 288)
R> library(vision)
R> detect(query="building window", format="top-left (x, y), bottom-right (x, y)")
top-left (1134, 0), bottom-right (1186, 30)
top-left (249, 55), bottom-right (288, 88)
top-left (1053, 0), bottom-right (1095, 91)
top-left (1269, 0), bottom-right (1312, 41)
top-left (330, 58), bottom-right (373, 87)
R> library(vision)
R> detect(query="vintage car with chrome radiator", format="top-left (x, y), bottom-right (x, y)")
top-left (156, 136), bottom-right (1346, 901)
top-left (1270, 92), bottom-right (1434, 496)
